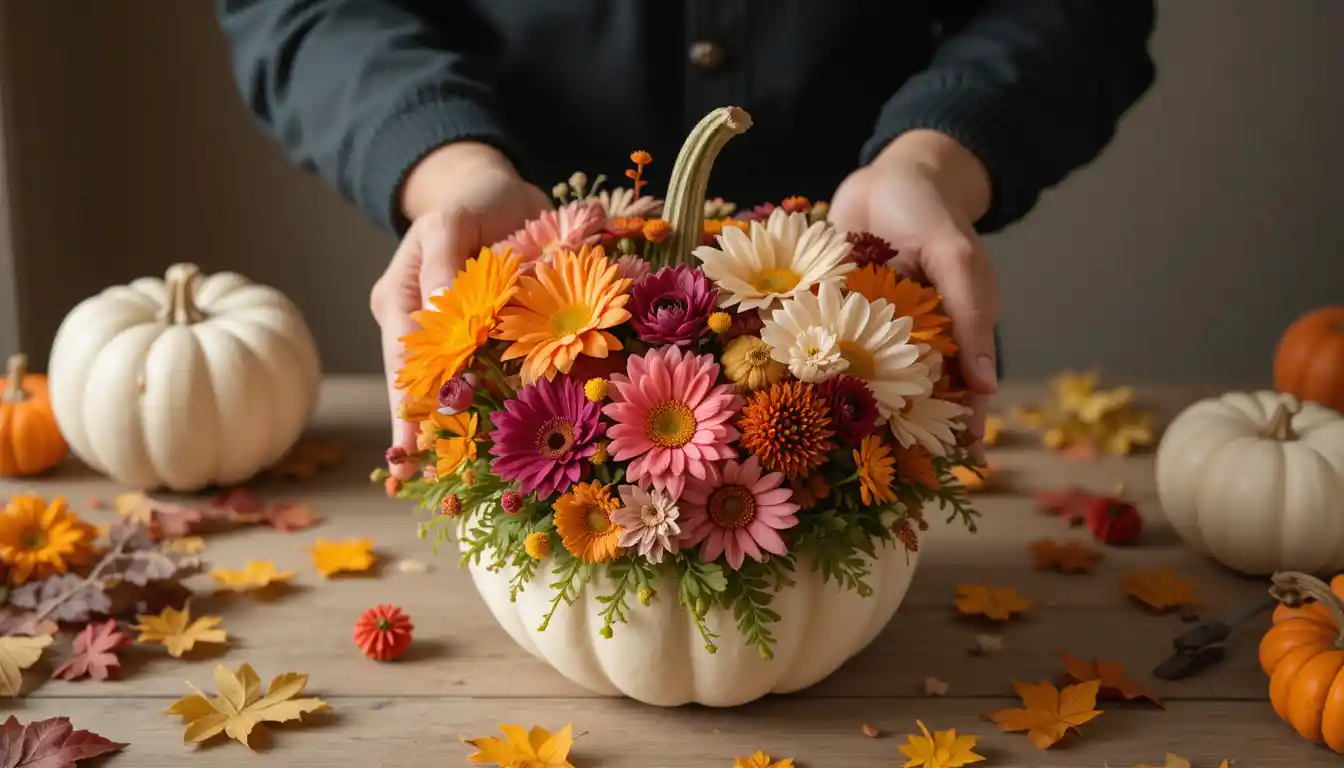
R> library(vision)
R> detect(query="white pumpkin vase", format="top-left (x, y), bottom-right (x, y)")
top-left (1155, 391), bottom-right (1344, 576)
top-left (48, 262), bottom-right (321, 492)
top-left (465, 542), bottom-right (918, 707)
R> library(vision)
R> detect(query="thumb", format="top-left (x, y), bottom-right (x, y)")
top-left (917, 235), bottom-right (1000, 394)
top-left (418, 209), bottom-right (478, 308)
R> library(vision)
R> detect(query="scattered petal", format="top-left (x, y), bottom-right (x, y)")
top-left (923, 676), bottom-right (949, 697)
top-left (971, 634), bottom-right (1002, 656)
top-left (395, 558), bottom-right (431, 574)
top-left (861, 723), bottom-right (880, 739)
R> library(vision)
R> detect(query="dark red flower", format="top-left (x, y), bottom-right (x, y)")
top-left (847, 231), bottom-right (899, 269)
top-left (354, 604), bottom-right (414, 661)
top-left (817, 375), bottom-right (879, 445)
top-left (629, 266), bottom-right (719, 346)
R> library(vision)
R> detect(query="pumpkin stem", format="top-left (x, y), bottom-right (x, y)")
top-left (1263, 403), bottom-right (1298, 441)
top-left (2, 353), bottom-right (28, 402)
top-left (1270, 571), bottom-right (1344, 648)
top-left (644, 106), bottom-right (752, 269)
top-left (160, 263), bottom-right (205, 325)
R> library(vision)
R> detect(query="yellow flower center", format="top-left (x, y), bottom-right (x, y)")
top-left (584, 504), bottom-right (611, 533)
top-left (535, 418), bottom-right (576, 458)
top-left (551, 303), bottom-right (593, 336)
top-left (645, 401), bottom-right (697, 448)
top-left (838, 340), bottom-right (876, 380)
top-left (707, 485), bottom-right (757, 530)
top-left (19, 529), bottom-right (46, 551)
top-left (750, 267), bottom-right (801, 294)
top-left (744, 345), bottom-right (773, 367)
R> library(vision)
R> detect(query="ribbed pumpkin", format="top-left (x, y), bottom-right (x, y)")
top-left (1260, 570), bottom-right (1344, 752)
top-left (1275, 307), bottom-right (1344, 414)
top-left (0, 353), bottom-right (68, 476)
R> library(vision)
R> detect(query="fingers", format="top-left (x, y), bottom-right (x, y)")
top-left (961, 392), bottom-right (989, 466)
top-left (417, 208), bottom-right (477, 309)
top-left (372, 235), bottom-right (426, 479)
top-left (918, 234), bottom-right (1002, 395)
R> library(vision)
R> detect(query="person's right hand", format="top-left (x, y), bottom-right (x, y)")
top-left (370, 141), bottom-right (551, 479)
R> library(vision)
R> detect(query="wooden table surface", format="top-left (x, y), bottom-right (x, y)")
top-left (0, 377), bottom-right (1327, 767)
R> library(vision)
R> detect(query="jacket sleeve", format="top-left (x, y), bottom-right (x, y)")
top-left (860, 1), bottom-right (1157, 233)
top-left (215, 0), bottom-right (527, 234)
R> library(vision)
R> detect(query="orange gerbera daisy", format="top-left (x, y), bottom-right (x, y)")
top-left (553, 481), bottom-right (622, 563)
top-left (0, 494), bottom-right (99, 586)
top-left (424, 410), bottom-right (479, 476)
top-left (397, 248), bottom-right (520, 400)
top-left (854, 435), bottom-right (898, 507)
top-left (846, 264), bottom-right (957, 356)
top-left (492, 245), bottom-right (632, 385)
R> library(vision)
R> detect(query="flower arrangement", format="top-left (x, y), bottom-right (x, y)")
top-left (378, 107), bottom-right (981, 660)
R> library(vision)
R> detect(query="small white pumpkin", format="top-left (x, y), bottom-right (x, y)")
top-left (48, 263), bottom-right (321, 492)
top-left (466, 542), bottom-right (917, 707)
top-left (1155, 391), bottom-right (1344, 576)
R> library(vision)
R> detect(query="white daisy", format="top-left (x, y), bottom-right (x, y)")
top-left (598, 187), bottom-right (664, 219)
top-left (611, 485), bottom-right (681, 564)
top-left (760, 283), bottom-right (930, 416)
top-left (694, 208), bottom-right (854, 312)
top-left (888, 349), bottom-right (972, 456)
top-left (784, 325), bottom-right (847, 382)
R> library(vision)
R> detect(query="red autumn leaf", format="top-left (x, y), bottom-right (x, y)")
top-left (1034, 487), bottom-right (1095, 526)
top-left (209, 487), bottom-right (266, 524)
top-left (52, 619), bottom-right (132, 682)
top-left (267, 502), bottom-right (322, 532)
top-left (151, 501), bottom-right (204, 539)
top-left (0, 714), bottom-right (127, 765)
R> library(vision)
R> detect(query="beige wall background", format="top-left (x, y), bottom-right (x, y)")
top-left (0, 0), bottom-right (1340, 384)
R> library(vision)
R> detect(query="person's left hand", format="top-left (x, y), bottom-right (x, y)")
top-left (827, 129), bottom-right (1001, 464)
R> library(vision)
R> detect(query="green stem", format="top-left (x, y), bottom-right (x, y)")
top-left (646, 107), bottom-right (752, 269)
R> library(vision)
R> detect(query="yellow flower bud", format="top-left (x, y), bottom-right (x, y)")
top-left (524, 532), bottom-right (551, 560)
top-left (461, 468), bottom-right (478, 486)
top-left (584, 378), bottom-right (608, 402)
top-left (637, 587), bottom-right (656, 606)
top-left (707, 312), bottom-right (732, 334)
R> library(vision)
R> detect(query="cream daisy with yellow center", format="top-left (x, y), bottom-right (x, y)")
top-left (760, 283), bottom-right (930, 417)
top-left (693, 208), bottom-right (854, 312)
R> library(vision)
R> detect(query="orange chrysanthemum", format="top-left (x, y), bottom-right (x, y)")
top-left (738, 381), bottom-right (835, 478)
top-left (492, 245), bottom-right (632, 385)
top-left (846, 264), bottom-right (957, 356)
top-left (895, 443), bottom-right (942, 490)
top-left (553, 481), bottom-right (622, 563)
top-left (854, 435), bottom-right (898, 507)
top-left (397, 248), bottom-right (520, 400)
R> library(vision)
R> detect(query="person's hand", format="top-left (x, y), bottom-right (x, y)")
top-left (828, 130), bottom-right (1001, 463)
top-left (370, 141), bottom-right (551, 479)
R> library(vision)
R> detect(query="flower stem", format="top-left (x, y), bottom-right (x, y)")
top-left (158, 263), bottom-right (205, 325)
top-left (646, 107), bottom-right (752, 269)
top-left (2, 354), bottom-right (28, 402)
top-left (1270, 570), bottom-right (1344, 649)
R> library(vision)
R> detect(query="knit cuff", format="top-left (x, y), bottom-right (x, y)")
top-left (860, 70), bottom-right (1036, 234)
top-left (359, 93), bottom-right (528, 236)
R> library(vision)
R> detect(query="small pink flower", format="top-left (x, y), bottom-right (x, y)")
top-left (492, 200), bottom-right (606, 265)
top-left (612, 485), bottom-right (681, 564)
top-left (615, 253), bottom-right (652, 284)
top-left (679, 456), bottom-right (800, 571)
top-left (437, 373), bottom-right (477, 413)
top-left (602, 346), bottom-right (741, 499)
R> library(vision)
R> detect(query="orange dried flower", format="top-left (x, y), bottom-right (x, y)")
top-left (629, 150), bottom-right (652, 166)
top-left (642, 219), bottom-right (673, 243)
top-left (738, 381), bottom-right (835, 478)
top-left (896, 520), bottom-right (919, 553)
top-left (625, 151), bottom-right (652, 197)
top-left (353, 604), bottom-right (414, 661)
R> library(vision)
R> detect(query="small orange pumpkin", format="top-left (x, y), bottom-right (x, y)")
top-left (1260, 571), bottom-right (1344, 752)
top-left (0, 353), bottom-right (68, 476)
top-left (1275, 307), bottom-right (1344, 414)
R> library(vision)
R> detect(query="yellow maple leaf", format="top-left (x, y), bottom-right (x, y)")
top-left (134, 605), bottom-right (228, 658)
top-left (114, 491), bottom-right (154, 526)
top-left (165, 662), bottom-right (329, 749)
top-left (0, 634), bottom-right (53, 697)
top-left (1075, 386), bottom-right (1134, 424)
top-left (163, 536), bottom-right (207, 555)
top-left (955, 584), bottom-right (1033, 621)
top-left (732, 750), bottom-right (795, 768)
top-left (308, 538), bottom-right (377, 578)
top-left (985, 679), bottom-right (1103, 749)
top-left (982, 414), bottom-right (1004, 445)
top-left (899, 720), bottom-right (985, 768)
top-left (210, 560), bottom-right (296, 592)
top-left (1051, 370), bottom-right (1101, 412)
top-left (462, 723), bottom-right (575, 767)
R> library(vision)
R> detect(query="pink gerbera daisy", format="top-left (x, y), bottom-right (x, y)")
top-left (492, 200), bottom-right (606, 265)
top-left (679, 456), bottom-right (800, 570)
top-left (603, 346), bottom-right (741, 499)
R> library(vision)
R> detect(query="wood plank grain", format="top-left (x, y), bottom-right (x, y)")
top-left (9, 696), bottom-right (1321, 767)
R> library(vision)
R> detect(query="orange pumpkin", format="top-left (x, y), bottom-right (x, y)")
top-left (0, 353), bottom-right (68, 476)
top-left (1275, 307), bottom-right (1344, 414)
top-left (1260, 571), bottom-right (1344, 752)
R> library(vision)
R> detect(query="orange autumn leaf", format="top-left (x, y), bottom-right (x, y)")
top-left (950, 464), bottom-right (991, 492)
top-left (984, 679), bottom-right (1103, 750)
top-left (955, 585), bottom-right (1032, 621)
top-left (1058, 652), bottom-right (1163, 707)
top-left (1030, 539), bottom-right (1102, 574)
top-left (308, 539), bottom-right (378, 578)
top-left (1123, 569), bottom-right (1198, 611)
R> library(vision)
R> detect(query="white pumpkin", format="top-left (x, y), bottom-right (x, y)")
top-left (1155, 391), bottom-right (1344, 576)
top-left (466, 542), bottom-right (917, 706)
top-left (47, 263), bottom-right (321, 492)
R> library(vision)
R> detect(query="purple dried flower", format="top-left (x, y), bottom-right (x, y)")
top-left (629, 266), bottom-right (719, 346)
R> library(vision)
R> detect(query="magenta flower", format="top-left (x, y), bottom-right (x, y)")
top-left (733, 202), bottom-right (776, 222)
top-left (629, 266), bottom-right (719, 346)
top-left (489, 377), bottom-right (605, 498)
top-left (603, 346), bottom-right (741, 499)
top-left (492, 200), bottom-right (606, 265)
top-left (817, 375), bottom-right (879, 445)
top-left (679, 456), bottom-right (800, 571)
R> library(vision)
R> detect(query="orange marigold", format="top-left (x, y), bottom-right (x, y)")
top-left (738, 381), bottom-right (835, 478)
top-left (846, 264), bottom-right (957, 356)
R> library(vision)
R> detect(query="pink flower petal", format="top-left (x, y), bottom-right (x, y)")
top-left (755, 488), bottom-right (793, 506)
top-left (737, 528), bottom-right (766, 562)
top-left (747, 522), bottom-right (788, 555)
top-left (700, 530), bottom-right (726, 563)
